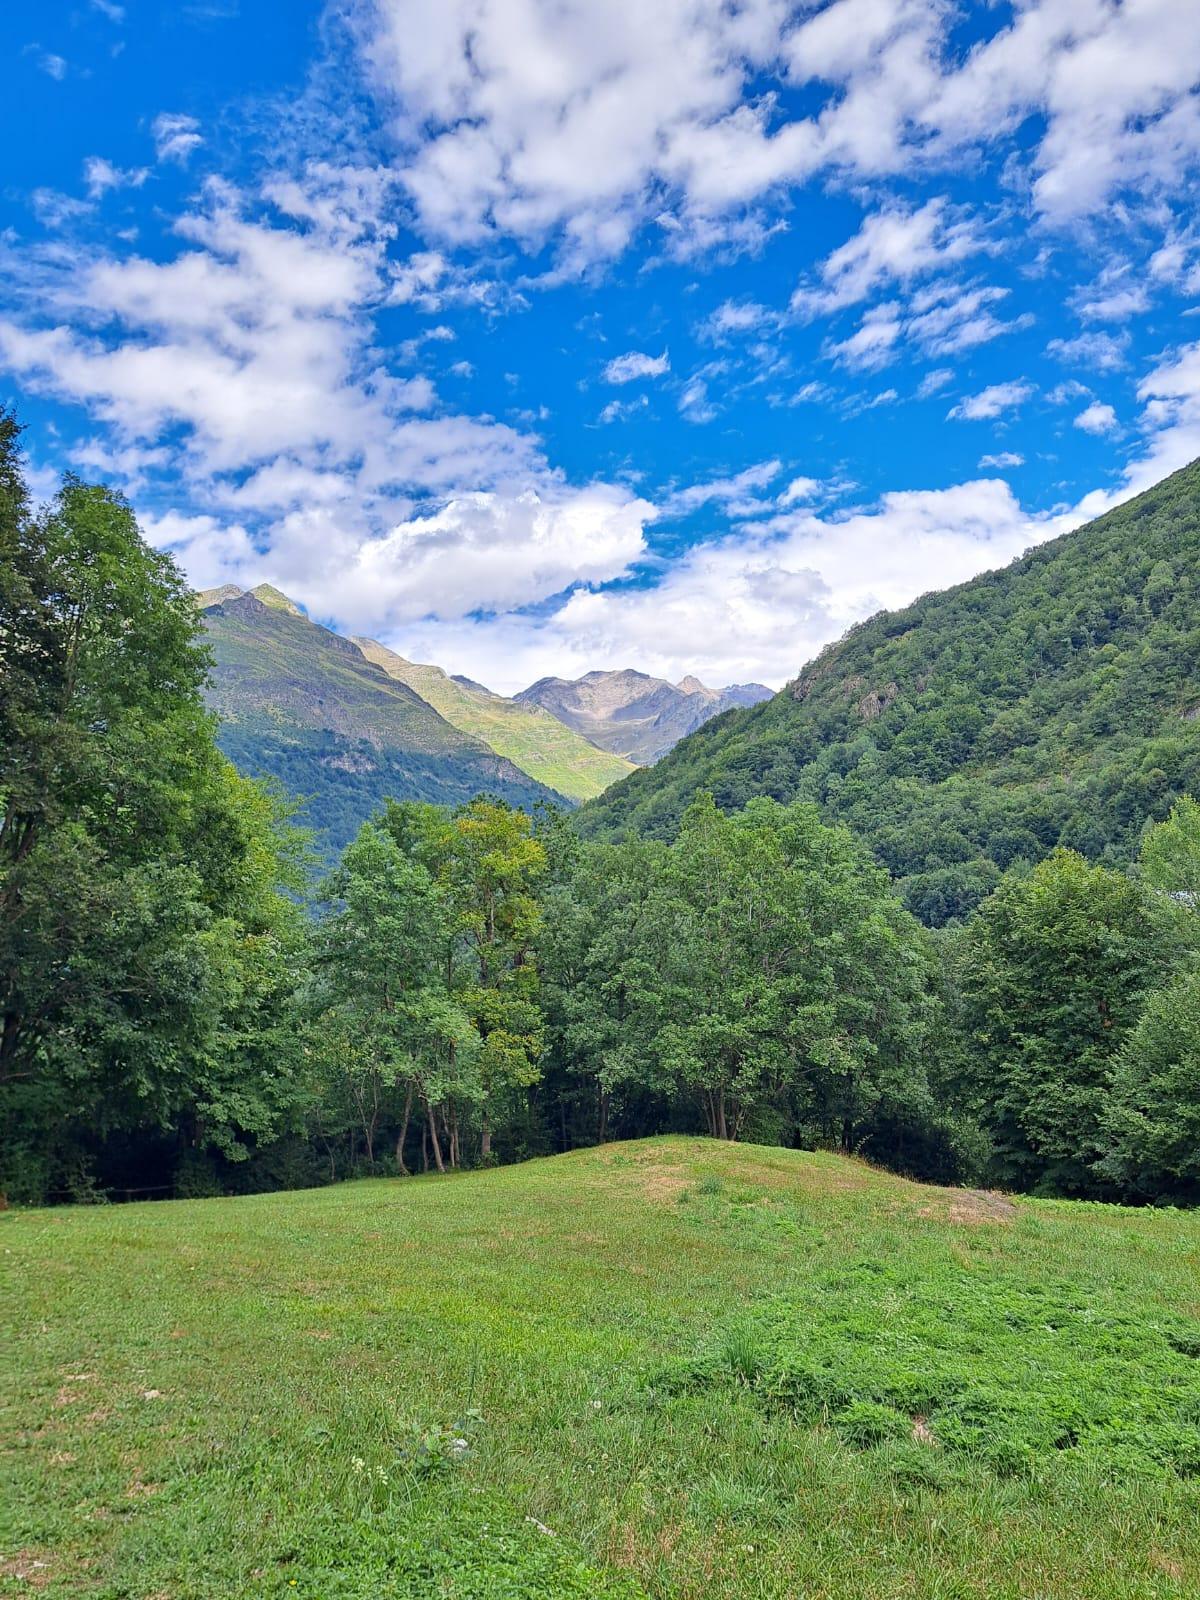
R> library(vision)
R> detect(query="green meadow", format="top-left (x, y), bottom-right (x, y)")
top-left (4, 1138), bottom-right (1200, 1599)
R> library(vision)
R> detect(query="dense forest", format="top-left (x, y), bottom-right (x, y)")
top-left (4, 418), bottom-right (1200, 1207)
top-left (579, 461), bottom-right (1200, 925)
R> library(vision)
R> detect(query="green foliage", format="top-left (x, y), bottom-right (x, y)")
top-left (0, 426), bottom-right (306, 1200)
top-left (955, 851), bottom-right (1173, 1195)
top-left (308, 798), bottom-right (547, 1170)
top-left (1101, 967), bottom-right (1200, 1200)
top-left (541, 792), bottom-right (947, 1169)
top-left (579, 459), bottom-right (1200, 924)
top-left (666, 1258), bottom-right (1200, 1479)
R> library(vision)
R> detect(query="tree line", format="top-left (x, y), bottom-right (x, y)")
top-left (3, 423), bottom-right (1199, 1205)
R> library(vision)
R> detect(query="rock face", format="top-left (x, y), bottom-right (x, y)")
top-left (515, 669), bottom-right (773, 764)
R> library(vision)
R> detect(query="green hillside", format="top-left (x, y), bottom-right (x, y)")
top-left (5, 1139), bottom-right (1199, 1599)
top-left (201, 589), bottom-right (563, 852)
top-left (354, 635), bottom-right (635, 802)
top-left (580, 459), bottom-right (1200, 922)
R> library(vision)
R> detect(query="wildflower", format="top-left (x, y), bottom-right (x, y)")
top-left (591, 1400), bottom-right (602, 1411)
top-left (351, 1457), bottom-right (365, 1473)
top-left (450, 1437), bottom-right (469, 1456)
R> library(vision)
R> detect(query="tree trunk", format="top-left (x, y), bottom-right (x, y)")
top-left (481, 1112), bottom-right (492, 1162)
top-left (597, 1086), bottom-right (609, 1145)
top-left (424, 1094), bottom-right (446, 1173)
top-left (395, 1086), bottom-right (412, 1176)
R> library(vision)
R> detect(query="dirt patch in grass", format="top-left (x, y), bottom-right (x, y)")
top-left (640, 1165), bottom-right (690, 1203)
top-left (922, 1188), bottom-right (1018, 1225)
top-left (0, 1551), bottom-right (54, 1589)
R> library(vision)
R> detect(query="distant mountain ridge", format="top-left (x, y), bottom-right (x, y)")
top-left (199, 588), bottom-right (561, 853)
top-left (515, 668), bottom-right (773, 764)
top-left (351, 637), bottom-right (636, 803)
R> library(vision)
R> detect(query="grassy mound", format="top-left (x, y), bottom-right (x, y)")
top-left (3, 1139), bottom-right (1200, 1599)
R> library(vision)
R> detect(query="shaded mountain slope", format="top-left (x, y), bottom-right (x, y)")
top-left (352, 637), bottom-right (635, 803)
top-left (201, 590), bottom-right (562, 852)
top-left (578, 459), bottom-right (1200, 923)
top-left (516, 668), bottom-right (773, 763)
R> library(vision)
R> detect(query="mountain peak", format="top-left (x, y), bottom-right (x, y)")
top-left (250, 583), bottom-right (303, 615)
top-left (196, 584), bottom-right (245, 609)
top-left (676, 675), bottom-right (711, 696)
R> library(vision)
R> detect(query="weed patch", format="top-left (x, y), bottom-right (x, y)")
top-left (660, 1259), bottom-right (1200, 1480)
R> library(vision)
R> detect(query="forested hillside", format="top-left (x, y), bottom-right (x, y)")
top-left (579, 460), bottom-right (1200, 922)
top-left (201, 588), bottom-right (561, 851)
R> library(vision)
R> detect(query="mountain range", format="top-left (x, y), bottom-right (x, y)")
top-left (578, 458), bottom-right (1200, 925)
top-left (516, 670), bottom-right (772, 764)
top-left (197, 584), bottom-right (762, 851)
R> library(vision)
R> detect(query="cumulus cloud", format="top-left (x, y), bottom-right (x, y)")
top-left (0, 165), bottom-right (660, 651)
top-left (947, 381), bottom-right (1034, 421)
top-left (597, 393), bottom-right (649, 424)
top-left (917, 367), bottom-right (954, 397)
top-left (1074, 400), bottom-right (1118, 435)
top-left (352, 0), bottom-right (1200, 268)
top-left (979, 451), bottom-right (1024, 469)
top-left (418, 477), bottom-right (1082, 692)
top-left (602, 349), bottom-right (670, 384)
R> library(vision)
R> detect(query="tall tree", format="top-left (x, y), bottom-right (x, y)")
top-left (959, 850), bottom-right (1173, 1195)
top-left (0, 434), bottom-right (303, 1198)
top-left (310, 822), bottom-right (478, 1173)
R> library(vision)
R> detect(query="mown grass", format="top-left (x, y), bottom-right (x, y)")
top-left (4, 1137), bottom-right (1200, 1598)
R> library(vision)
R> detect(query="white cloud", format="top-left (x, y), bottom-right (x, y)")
top-left (1046, 330), bottom-right (1130, 371)
top-left (39, 52), bottom-right (68, 81)
top-left (597, 393), bottom-right (649, 424)
top-left (791, 197), bottom-right (983, 320)
top-left (948, 381), bottom-right (1034, 421)
top-left (1072, 261), bottom-right (1150, 323)
top-left (1047, 378), bottom-right (1091, 405)
top-left (979, 451), bottom-right (1024, 469)
top-left (602, 349), bottom-right (669, 384)
top-left (678, 374), bottom-right (716, 423)
top-left (696, 299), bottom-right (775, 343)
top-left (83, 156), bottom-right (150, 199)
top-left (917, 367), bottom-right (954, 397)
top-left (1125, 339), bottom-right (1200, 492)
top-left (295, 486), bottom-right (654, 629)
top-left (662, 460), bottom-right (782, 517)
top-left (426, 477), bottom-right (1081, 692)
top-left (778, 475), bottom-right (819, 505)
top-left (1074, 400), bottom-right (1118, 435)
top-left (1151, 232), bottom-right (1200, 295)
top-left (152, 113), bottom-right (203, 165)
top-left (352, 0), bottom-right (1200, 270)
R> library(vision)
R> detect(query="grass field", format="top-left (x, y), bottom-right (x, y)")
top-left (4, 1137), bottom-right (1200, 1599)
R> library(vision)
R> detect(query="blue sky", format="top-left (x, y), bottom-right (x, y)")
top-left (3, 0), bottom-right (1200, 691)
